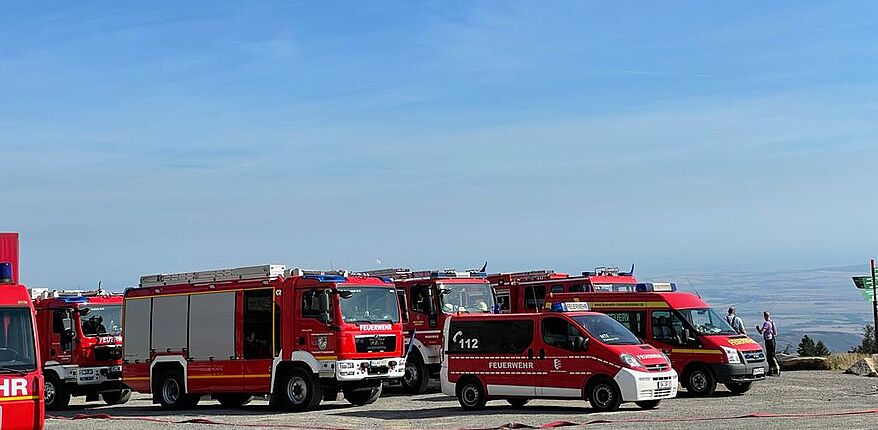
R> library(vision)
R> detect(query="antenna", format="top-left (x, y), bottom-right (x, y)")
top-left (479, 261), bottom-right (488, 273)
top-left (684, 276), bottom-right (701, 299)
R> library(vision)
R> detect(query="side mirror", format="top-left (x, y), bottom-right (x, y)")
top-left (573, 336), bottom-right (588, 351)
top-left (318, 311), bottom-right (332, 324)
top-left (337, 290), bottom-right (353, 299)
top-left (79, 307), bottom-right (91, 316)
top-left (682, 328), bottom-right (697, 344)
top-left (63, 329), bottom-right (76, 341)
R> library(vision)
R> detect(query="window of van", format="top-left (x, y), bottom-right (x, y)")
top-left (605, 311), bottom-right (646, 338)
top-left (447, 320), bottom-right (533, 354)
top-left (651, 310), bottom-right (686, 345)
top-left (542, 317), bottom-right (584, 350)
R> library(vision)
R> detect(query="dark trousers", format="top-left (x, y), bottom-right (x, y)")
top-left (765, 338), bottom-right (780, 375)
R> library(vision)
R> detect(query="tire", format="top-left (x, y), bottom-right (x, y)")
top-left (635, 400), bottom-right (661, 409)
top-left (685, 365), bottom-right (717, 397)
top-left (157, 370), bottom-right (194, 410)
top-left (401, 355), bottom-right (430, 394)
top-left (44, 373), bottom-right (71, 410)
top-left (587, 377), bottom-right (622, 412)
top-left (506, 398), bottom-right (529, 408)
top-left (456, 378), bottom-right (487, 411)
top-left (724, 382), bottom-right (752, 395)
top-left (343, 384), bottom-right (383, 406)
top-left (277, 368), bottom-right (323, 412)
top-left (101, 389), bottom-right (132, 405)
top-left (214, 393), bottom-right (253, 408)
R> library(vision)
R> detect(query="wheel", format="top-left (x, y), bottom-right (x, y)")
top-left (343, 384), bottom-right (383, 406)
top-left (506, 398), bottom-right (529, 408)
top-left (44, 373), bottom-right (71, 410)
top-left (635, 400), bottom-right (661, 409)
top-left (157, 370), bottom-right (195, 409)
top-left (214, 393), bottom-right (253, 408)
top-left (277, 368), bottom-right (323, 412)
top-left (724, 382), bottom-right (752, 394)
top-left (685, 365), bottom-right (717, 397)
top-left (401, 355), bottom-right (430, 394)
top-left (456, 378), bottom-right (487, 411)
top-left (101, 389), bottom-right (132, 405)
top-left (587, 377), bottom-right (622, 412)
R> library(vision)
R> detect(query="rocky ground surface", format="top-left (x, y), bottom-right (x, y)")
top-left (48, 371), bottom-right (878, 430)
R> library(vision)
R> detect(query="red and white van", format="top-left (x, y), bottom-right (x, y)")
top-left (441, 303), bottom-right (677, 411)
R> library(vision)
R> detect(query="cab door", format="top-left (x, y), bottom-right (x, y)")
top-left (48, 309), bottom-right (74, 364)
top-left (535, 316), bottom-right (591, 398)
top-left (649, 309), bottom-right (692, 371)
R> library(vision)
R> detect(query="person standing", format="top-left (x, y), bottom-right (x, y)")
top-left (756, 311), bottom-right (780, 376)
top-left (726, 307), bottom-right (746, 335)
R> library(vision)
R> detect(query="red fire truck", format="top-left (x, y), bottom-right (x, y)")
top-left (441, 302), bottom-right (677, 412)
top-left (122, 265), bottom-right (406, 411)
top-left (546, 283), bottom-right (767, 396)
top-left (489, 266), bottom-right (637, 313)
top-left (363, 268), bottom-right (495, 394)
top-left (0, 233), bottom-right (45, 430)
top-left (30, 289), bottom-right (129, 409)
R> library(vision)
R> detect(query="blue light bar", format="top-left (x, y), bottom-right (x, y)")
top-left (550, 302), bottom-right (591, 312)
top-left (304, 274), bottom-right (348, 283)
top-left (0, 262), bottom-right (13, 284)
top-left (635, 282), bottom-right (677, 292)
top-left (378, 277), bottom-right (393, 284)
top-left (61, 296), bottom-right (89, 304)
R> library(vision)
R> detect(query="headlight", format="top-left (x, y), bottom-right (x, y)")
top-left (722, 346), bottom-right (741, 364)
top-left (619, 353), bottom-right (644, 369)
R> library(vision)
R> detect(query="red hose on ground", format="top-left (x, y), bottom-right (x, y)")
top-left (50, 408), bottom-right (878, 430)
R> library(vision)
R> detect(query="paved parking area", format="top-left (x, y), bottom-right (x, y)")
top-left (48, 371), bottom-right (878, 430)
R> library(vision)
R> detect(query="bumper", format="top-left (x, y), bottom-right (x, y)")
top-left (710, 361), bottom-right (767, 384)
top-left (55, 365), bottom-right (123, 385)
top-left (614, 368), bottom-right (678, 402)
top-left (335, 357), bottom-right (406, 382)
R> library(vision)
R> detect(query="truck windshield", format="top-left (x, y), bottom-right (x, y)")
top-left (80, 305), bottom-right (122, 336)
top-left (338, 286), bottom-right (401, 324)
top-left (0, 307), bottom-right (38, 372)
top-left (439, 283), bottom-right (495, 314)
top-left (573, 314), bottom-right (642, 345)
top-left (679, 308), bottom-right (737, 335)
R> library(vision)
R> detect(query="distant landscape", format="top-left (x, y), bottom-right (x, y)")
top-left (644, 265), bottom-right (872, 353)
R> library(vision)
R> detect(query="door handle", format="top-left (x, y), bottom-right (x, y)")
top-left (528, 348), bottom-right (534, 360)
top-left (539, 349), bottom-right (546, 360)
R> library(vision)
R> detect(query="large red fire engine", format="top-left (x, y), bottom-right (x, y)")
top-left (363, 268), bottom-right (495, 394)
top-left (122, 265), bottom-right (406, 411)
top-left (546, 283), bottom-right (767, 396)
top-left (0, 233), bottom-right (44, 430)
top-left (441, 302), bottom-right (677, 412)
top-left (489, 266), bottom-right (637, 313)
top-left (30, 289), bottom-right (129, 409)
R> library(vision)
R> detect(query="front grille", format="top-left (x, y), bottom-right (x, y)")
top-left (94, 346), bottom-right (122, 362)
top-left (645, 363), bottom-right (670, 372)
top-left (743, 350), bottom-right (765, 363)
top-left (355, 335), bottom-right (397, 353)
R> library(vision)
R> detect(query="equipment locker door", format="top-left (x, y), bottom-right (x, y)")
top-left (186, 291), bottom-right (242, 393)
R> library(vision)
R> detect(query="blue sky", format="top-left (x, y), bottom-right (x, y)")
top-left (2, 1), bottom-right (877, 288)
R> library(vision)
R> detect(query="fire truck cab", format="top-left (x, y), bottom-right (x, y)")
top-left (547, 283), bottom-right (768, 396)
top-left (489, 267), bottom-right (637, 313)
top-left (122, 265), bottom-right (406, 411)
top-left (0, 236), bottom-right (45, 430)
top-left (364, 268), bottom-right (495, 394)
top-left (441, 302), bottom-right (677, 412)
top-left (31, 289), bottom-right (129, 409)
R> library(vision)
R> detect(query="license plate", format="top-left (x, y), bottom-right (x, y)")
top-left (370, 360), bottom-right (383, 367)
top-left (753, 367), bottom-right (765, 376)
top-left (657, 380), bottom-right (672, 389)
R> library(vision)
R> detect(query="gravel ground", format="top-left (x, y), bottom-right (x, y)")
top-left (48, 371), bottom-right (878, 430)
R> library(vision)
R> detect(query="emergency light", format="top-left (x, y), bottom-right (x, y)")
top-left (430, 270), bottom-right (487, 279)
top-left (304, 274), bottom-right (348, 283)
top-left (635, 282), bottom-right (677, 292)
top-left (61, 296), bottom-right (89, 304)
top-left (0, 262), bottom-right (12, 284)
top-left (550, 302), bottom-right (591, 312)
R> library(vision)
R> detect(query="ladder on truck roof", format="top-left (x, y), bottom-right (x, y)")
top-left (140, 264), bottom-right (287, 288)
top-left (29, 288), bottom-right (118, 300)
top-left (490, 270), bottom-right (557, 283)
top-left (364, 267), bottom-right (486, 280)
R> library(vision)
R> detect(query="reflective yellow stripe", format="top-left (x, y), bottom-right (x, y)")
top-left (588, 301), bottom-right (668, 309)
top-left (188, 375), bottom-right (240, 379)
top-left (243, 374), bottom-right (271, 378)
top-left (672, 349), bottom-right (723, 355)
top-left (123, 376), bottom-right (149, 381)
top-left (315, 356), bottom-right (337, 361)
top-left (0, 395), bottom-right (39, 402)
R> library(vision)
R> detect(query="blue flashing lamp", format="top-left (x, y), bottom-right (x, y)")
top-left (61, 296), bottom-right (89, 304)
top-left (0, 262), bottom-right (13, 284)
top-left (635, 282), bottom-right (677, 292)
top-left (550, 302), bottom-right (567, 312)
top-left (378, 277), bottom-right (392, 284)
top-left (304, 274), bottom-right (348, 283)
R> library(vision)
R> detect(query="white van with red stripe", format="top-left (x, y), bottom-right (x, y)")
top-left (440, 303), bottom-right (678, 411)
